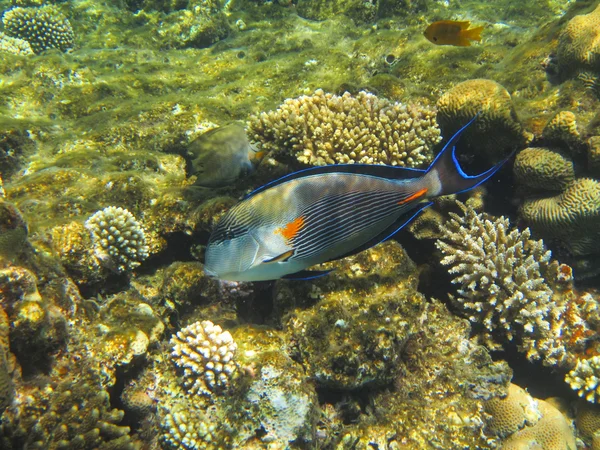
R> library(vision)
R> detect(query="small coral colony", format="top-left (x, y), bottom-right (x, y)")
top-left (3, 0), bottom-right (600, 447)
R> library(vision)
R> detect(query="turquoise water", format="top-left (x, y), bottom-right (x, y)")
top-left (0, 0), bottom-right (597, 448)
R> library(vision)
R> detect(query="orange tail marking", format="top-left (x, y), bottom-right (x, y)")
top-left (275, 216), bottom-right (306, 242)
top-left (398, 188), bottom-right (428, 205)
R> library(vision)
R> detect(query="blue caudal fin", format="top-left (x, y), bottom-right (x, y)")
top-left (426, 116), bottom-right (513, 196)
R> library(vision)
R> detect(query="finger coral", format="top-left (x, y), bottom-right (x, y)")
top-left (85, 206), bottom-right (149, 273)
top-left (247, 89), bottom-right (441, 168)
top-left (170, 320), bottom-right (239, 397)
top-left (2, 6), bottom-right (74, 54)
top-left (436, 79), bottom-right (526, 162)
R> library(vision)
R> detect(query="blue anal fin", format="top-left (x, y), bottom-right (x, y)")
top-left (283, 269), bottom-right (333, 280)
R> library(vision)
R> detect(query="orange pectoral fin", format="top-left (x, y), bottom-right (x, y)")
top-left (398, 188), bottom-right (428, 205)
top-left (274, 216), bottom-right (306, 242)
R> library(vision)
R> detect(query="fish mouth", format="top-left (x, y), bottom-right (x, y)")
top-left (204, 266), bottom-right (218, 278)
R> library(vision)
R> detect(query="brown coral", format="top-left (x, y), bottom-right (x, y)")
top-left (436, 79), bottom-right (526, 162)
top-left (576, 401), bottom-right (600, 442)
top-left (513, 147), bottom-right (574, 192)
top-left (542, 111), bottom-right (582, 151)
top-left (248, 89), bottom-right (441, 168)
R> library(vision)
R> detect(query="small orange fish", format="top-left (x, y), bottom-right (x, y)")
top-left (424, 20), bottom-right (484, 47)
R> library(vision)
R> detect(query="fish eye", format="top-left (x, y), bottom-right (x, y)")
top-left (433, 37), bottom-right (438, 42)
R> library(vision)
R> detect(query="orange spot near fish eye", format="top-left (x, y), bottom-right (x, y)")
top-left (398, 188), bottom-right (428, 205)
top-left (274, 216), bottom-right (306, 242)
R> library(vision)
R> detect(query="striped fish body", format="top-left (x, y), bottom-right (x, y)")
top-left (206, 172), bottom-right (430, 281)
top-left (205, 118), bottom-right (508, 282)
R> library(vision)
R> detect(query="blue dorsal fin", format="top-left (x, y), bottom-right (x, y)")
top-left (283, 269), bottom-right (333, 280)
top-left (245, 163), bottom-right (426, 199)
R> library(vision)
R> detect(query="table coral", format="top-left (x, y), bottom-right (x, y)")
top-left (170, 320), bottom-right (239, 397)
top-left (85, 206), bottom-right (149, 273)
top-left (2, 6), bottom-right (74, 54)
top-left (436, 79), bottom-right (526, 162)
top-left (247, 89), bottom-right (441, 167)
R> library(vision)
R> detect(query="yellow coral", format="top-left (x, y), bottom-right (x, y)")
top-left (436, 79), bottom-right (526, 161)
top-left (576, 401), bottom-right (600, 441)
top-left (520, 178), bottom-right (600, 255)
top-left (542, 111), bottom-right (581, 150)
top-left (247, 89), bottom-right (441, 167)
top-left (513, 147), bottom-right (574, 192)
top-left (501, 399), bottom-right (576, 450)
top-left (556, 4), bottom-right (600, 80)
top-left (485, 384), bottom-right (541, 438)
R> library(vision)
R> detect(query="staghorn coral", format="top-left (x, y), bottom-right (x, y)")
top-left (2, 6), bottom-right (74, 54)
top-left (436, 79), bottom-right (526, 162)
top-left (170, 320), bottom-right (239, 398)
top-left (436, 201), bottom-right (557, 343)
top-left (520, 178), bottom-right (600, 257)
top-left (566, 356), bottom-right (600, 403)
top-left (85, 206), bottom-right (149, 273)
top-left (247, 89), bottom-right (441, 168)
top-left (513, 147), bottom-right (574, 192)
top-left (554, 4), bottom-right (600, 81)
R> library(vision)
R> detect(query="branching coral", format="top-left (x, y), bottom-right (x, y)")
top-left (435, 201), bottom-right (557, 342)
top-left (247, 89), bottom-right (441, 167)
top-left (170, 320), bottom-right (239, 398)
top-left (2, 6), bottom-right (74, 54)
top-left (566, 356), bottom-right (600, 403)
top-left (85, 206), bottom-right (149, 273)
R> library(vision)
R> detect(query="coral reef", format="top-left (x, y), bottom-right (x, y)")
top-left (170, 320), bottom-right (239, 397)
top-left (85, 206), bottom-right (149, 273)
top-left (276, 241), bottom-right (511, 448)
top-left (2, 6), bottom-right (74, 54)
top-left (436, 79), bottom-right (527, 162)
top-left (248, 89), bottom-right (441, 167)
top-left (0, 201), bottom-right (28, 261)
top-left (436, 201), bottom-right (557, 344)
top-left (576, 401), bottom-right (600, 445)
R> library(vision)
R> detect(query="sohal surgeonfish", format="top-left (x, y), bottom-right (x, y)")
top-left (205, 118), bottom-right (508, 282)
top-left (187, 123), bottom-right (262, 188)
top-left (424, 20), bottom-right (483, 47)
